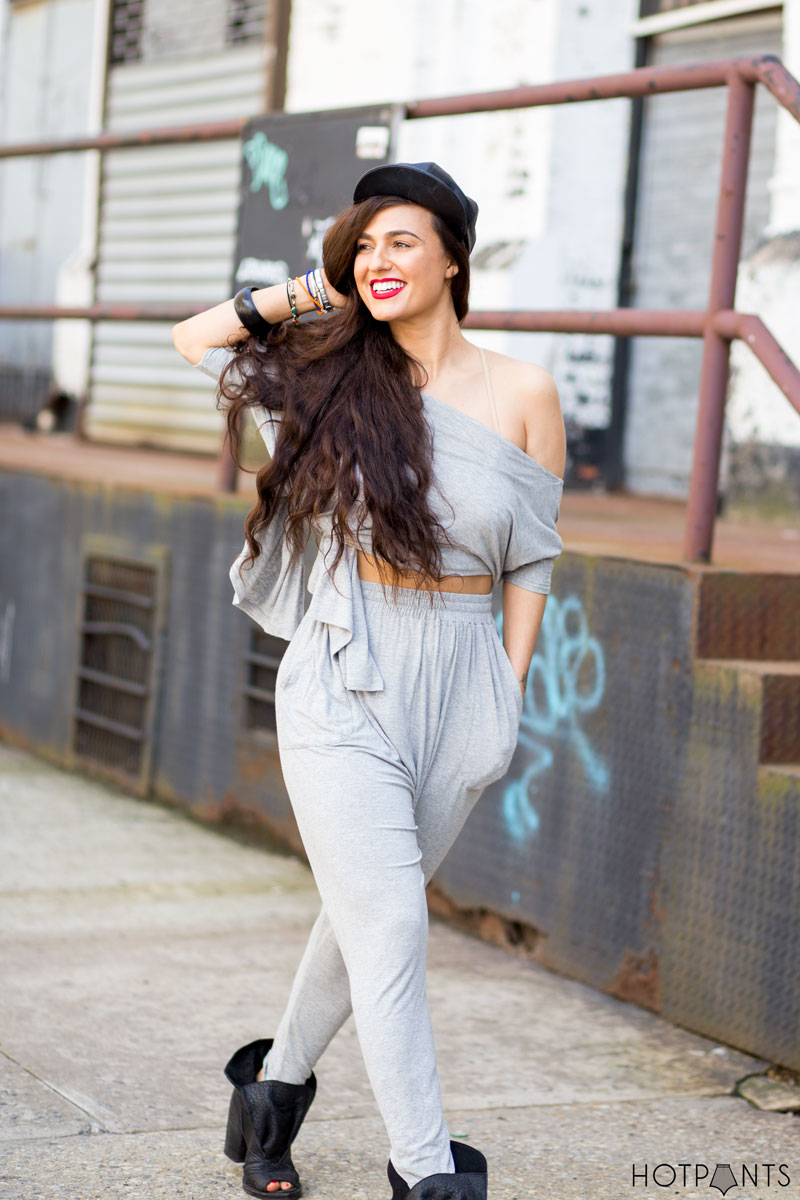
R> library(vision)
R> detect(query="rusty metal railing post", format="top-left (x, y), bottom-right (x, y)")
top-left (683, 68), bottom-right (755, 563)
top-left (218, 412), bottom-right (240, 492)
top-left (2, 56), bottom-right (800, 552)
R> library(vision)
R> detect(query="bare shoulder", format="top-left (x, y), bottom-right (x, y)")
top-left (486, 349), bottom-right (566, 479)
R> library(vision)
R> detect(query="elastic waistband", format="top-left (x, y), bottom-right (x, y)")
top-left (359, 576), bottom-right (494, 619)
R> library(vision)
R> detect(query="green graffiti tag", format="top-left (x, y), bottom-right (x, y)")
top-left (242, 132), bottom-right (289, 210)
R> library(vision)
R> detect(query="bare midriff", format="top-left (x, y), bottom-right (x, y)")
top-left (356, 549), bottom-right (493, 594)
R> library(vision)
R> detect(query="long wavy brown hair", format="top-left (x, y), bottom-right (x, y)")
top-left (217, 194), bottom-right (472, 599)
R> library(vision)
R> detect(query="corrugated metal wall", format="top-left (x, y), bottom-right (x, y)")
top-left (84, 2), bottom-right (276, 450)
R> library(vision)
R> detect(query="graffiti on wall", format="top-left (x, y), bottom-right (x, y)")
top-left (496, 591), bottom-right (607, 844)
top-left (242, 131), bottom-right (290, 209)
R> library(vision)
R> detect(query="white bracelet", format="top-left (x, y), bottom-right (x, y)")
top-left (313, 268), bottom-right (333, 312)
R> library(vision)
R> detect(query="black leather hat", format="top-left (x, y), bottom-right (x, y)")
top-left (353, 161), bottom-right (479, 254)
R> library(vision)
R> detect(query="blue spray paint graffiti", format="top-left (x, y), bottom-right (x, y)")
top-left (242, 132), bottom-right (289, 209)
top-left (496, 592), bottom-right (607, 844)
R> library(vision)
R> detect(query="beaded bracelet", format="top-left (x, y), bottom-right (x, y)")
top-left (285, 277), bottom-right (299, 325)
top-left (233, 286), bottom-right (274, 338)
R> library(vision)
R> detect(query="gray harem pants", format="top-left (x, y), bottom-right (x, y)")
top-left (265, 578), bottom-right (524, 1188)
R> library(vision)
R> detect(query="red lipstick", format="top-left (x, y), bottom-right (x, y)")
top-left (370, 278), bottom-right (406, 299)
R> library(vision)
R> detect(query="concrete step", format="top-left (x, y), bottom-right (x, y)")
top-left (696, 572), bottom-right (800, 662)
top-left (695, 658), bottom-right (800, 764)
top-left (759, 762), bottom-right (800, 784)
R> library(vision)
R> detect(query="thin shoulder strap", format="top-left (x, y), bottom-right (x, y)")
top-left (478, 345), bottom-right (501, 436)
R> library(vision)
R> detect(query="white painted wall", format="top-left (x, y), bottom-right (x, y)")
top-left (284, 0), bottom-right (635, 432)
top-left (0, 0), bottom-right (96, 372)
top-left (52, 0), bottom-right (110, 402)
top-left (624, 11), bottom-right (783, 497)
top-left (285, 0), bottom-right (799, 491)
top-left (768, 0), bottom-right (800, 236)
top-left (724, 0), bottom-right (800, 466)
top-left (727, 239), bottom-right (800, 449)
top-left (3, 0), bottom-right (796, 480)
top-left (0, 2), bottom-right (7, 87)
top-left (543, 0), bottom-right (637, 430)
top-left (0, 0), bottom-right (273, 443)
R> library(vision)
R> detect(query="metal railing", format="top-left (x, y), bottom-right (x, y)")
top-left (1, 54), bottom-right (799, 562)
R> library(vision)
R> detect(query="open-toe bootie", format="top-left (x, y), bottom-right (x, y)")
top-left (224, 1038), bottom-right (317, 1199)
top-left (387, 1139), bottom-right (488, 1200)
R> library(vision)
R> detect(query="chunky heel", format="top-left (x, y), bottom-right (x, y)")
top-left (223, 1087), bottom-right (247, 1163)
top-left (223, 1038), bottom-right (317, 1199)
top-left (387, 1140), bottom-right (488, 1200)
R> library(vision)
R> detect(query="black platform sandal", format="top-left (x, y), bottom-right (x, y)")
top-left (387, 1139), bottom-right (488, 1200)
top-left (223, 1038), bottom-right (317, 1199)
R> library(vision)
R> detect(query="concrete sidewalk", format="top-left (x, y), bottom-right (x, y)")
top-left (0, 741), bottom-right (796, 1200)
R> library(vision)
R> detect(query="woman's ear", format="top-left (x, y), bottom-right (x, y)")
top-left (445, 261), bottom-right (459, 279)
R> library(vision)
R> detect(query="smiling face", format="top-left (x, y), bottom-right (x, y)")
top-left (352, 202), bottom-right (458, 323)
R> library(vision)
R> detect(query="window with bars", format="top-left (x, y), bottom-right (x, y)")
top-left (242, 629), bottom-right (287, 733)
top-left (109, 0), bottom-right (269, 65)
top-left (73, 555), bottom-right (161, 789)
top-left (228, 0), bottom-right (269, 44)
top-left (639, 0), bottom-right (720, 15)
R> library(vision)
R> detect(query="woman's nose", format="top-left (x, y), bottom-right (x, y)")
top-left (368, 243), bottom-right (391, 270)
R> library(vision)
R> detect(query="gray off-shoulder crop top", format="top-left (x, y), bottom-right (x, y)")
top-left (196, 342), bottom-right (563, 694)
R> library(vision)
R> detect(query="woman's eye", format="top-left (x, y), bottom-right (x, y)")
top-left (355, 241), bottom-right (410, 251)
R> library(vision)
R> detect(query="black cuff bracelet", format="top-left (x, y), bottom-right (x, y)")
top-left (233, 286), bottom-right (274, 338)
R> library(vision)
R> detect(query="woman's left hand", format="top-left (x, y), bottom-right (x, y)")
top-left (320, 269), bottom-right (349, 310)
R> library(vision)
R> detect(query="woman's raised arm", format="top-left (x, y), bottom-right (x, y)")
top-left (171, 271), bottom-right (344, 365)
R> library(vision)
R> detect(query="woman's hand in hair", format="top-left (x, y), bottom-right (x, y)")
top-left (173, 271), bottom-right (346, 365)
top-left (320, 269), bottom-right (349, 310)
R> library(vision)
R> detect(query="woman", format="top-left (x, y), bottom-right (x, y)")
top-left (172, 161), bottom-right (566, 1200)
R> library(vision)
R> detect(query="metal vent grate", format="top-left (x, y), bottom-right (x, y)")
top-left (227, 0), bottom-right (268, 44)
top-left (639, 0), bottom-right (709, 16)
top-left (243, 630), bottom-right (286, 733)
top-left (73, 556), bottom-right (159, 788)
top-left (109, 0), bottom-right (144, 65)
top-left (0, 364), bottom-right (53, 422)
top-left (109, 0), bottom-right (269, 65)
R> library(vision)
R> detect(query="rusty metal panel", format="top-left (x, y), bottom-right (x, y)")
top-left (0, 470), bottom-right (250, 811)
top-left (434, 552), bottom-right (800, 1068)
top-left (760, 669), bottom-right (800, 763)
top-left (3, 470), bottom-right (800, 1068)
top-left (659, 666), bottom-right (800, 1067)
top-left (696, 571), bottom-right (800, 661)
top-left (434, 553), bottom-right (696, 999)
